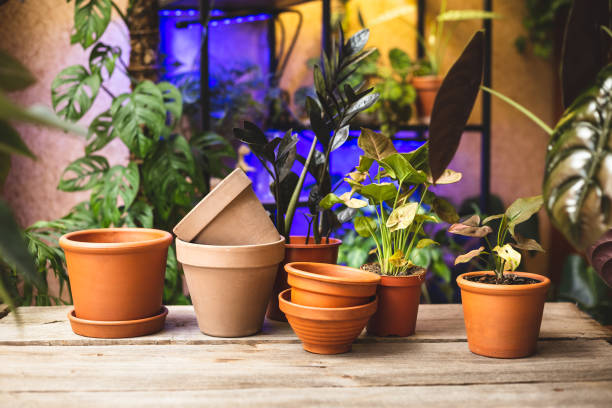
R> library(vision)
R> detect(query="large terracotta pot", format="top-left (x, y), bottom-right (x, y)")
top-left (286, 262), bottom-right (380, 308)
top-left (266, 236), bottom-right (342, 321)
top-left (60, 228), bottom-right (172, 322)
top-left (457, 271), bottom-right (551, 358)
top-left (366, 271), bottom-right (425, 337)
top-left (412, 75), bottom-right (442, 124)
top-left (176, 236), bottom-right (285, 337)
top-left (279, 289), bottom-right (377, 354)
top-left (173, 168), bottom-right (279, 246)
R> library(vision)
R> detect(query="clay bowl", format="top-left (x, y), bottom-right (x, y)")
top-left (285, 262), bottom-right (380, 308)
top-left (278, 289), bottom-right (377, 355)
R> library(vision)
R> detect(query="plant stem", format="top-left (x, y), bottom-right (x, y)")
top-left (284, 136), bottom-right (317, 236)
top-left (101, 84), bottom-right (116, 99)
top-left (111, 1), bottom-right (129, 27)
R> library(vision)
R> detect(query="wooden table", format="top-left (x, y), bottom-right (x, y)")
top-left (0, 303), bottom-right (611, 407)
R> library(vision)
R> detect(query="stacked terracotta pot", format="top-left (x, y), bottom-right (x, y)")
top-left (279, 262), bottom-right (380, 354)
top-left (173, 169), bottom-right (285, 337)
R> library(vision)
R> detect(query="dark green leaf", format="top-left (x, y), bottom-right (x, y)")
top-left (561, 0), bottom-right (610, 109)
top-left (277, 130), bottom-right (297, 182)
top-left (51, 65), bottom-right (101, 121)
top-left (91, 162), bottom-right (139, 226)
top-left (543, 65), bottom-right (612, 251)
top-left (307, 96), bottom-right (331, 147)
top-left (360, 182), bottom-right (397, 204)
top-left (71, 0), bottom-right (113, 49)
top-left (313, 65), bottom-right (326, 96)
top-left (124, 201), bottom-right (154, 228)
top-left (58, 155), bottom-right (109, 192)
top-left (428, 31), bottom-right (484, 181)
top-left (343, 28), bottom-right (370, 56)
top-left (85, 110), bottom-right (116, 154)
top-left (0, 201), bottom-right (40, 287)
top-left (0, 119), bottom-right (35, 158)
top-left (559, 254), bottom-right (609, 308)
top-left (389, 48), bottom-right (412, 76)
top-left (111, 81), bottom-right (166, 158)
top-left (432, 196), bottom-right (460, 224)
top-left (89, 42), bottom-right (120, 78)
top-left (158, 81), bottom-right (183, 126)
top-left (0, 49), bottom-right (36, 91)
top-left (0, 153), bottom-right (10, 187)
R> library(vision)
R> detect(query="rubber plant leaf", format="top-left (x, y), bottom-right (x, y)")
top-left (561, 0), bottom-right (610, 109)
top-left (428, 30), bottom-right (484, 181)
top-left (543, 65), bottom-right (612, 251)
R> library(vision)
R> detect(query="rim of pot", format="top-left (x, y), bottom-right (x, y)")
top-left (457, 271), bottom-right (551, 295)
top-left (285, 236), bottom-right (342, 248)
top-left (377, 271), bottom-right (426, 287)
top-left (286, 262), bottom-right (380, 285)
top-left (60, 228), bottom-right (172, 254)
top-left (279, 289), bottom-right (377, 321)
top-left (68, 306), bottom-right (168, 325)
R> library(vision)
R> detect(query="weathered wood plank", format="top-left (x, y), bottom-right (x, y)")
top-left (0, 303), bottom-right (609, 346)
top-left (0, 340), bottom-right (610, 392)
top-left (2, 381), bottom-right (611, 408)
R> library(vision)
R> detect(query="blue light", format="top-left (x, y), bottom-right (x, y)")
top-left (159, 9), bottom-right (271, 25)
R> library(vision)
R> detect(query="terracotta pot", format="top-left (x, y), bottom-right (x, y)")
top-left (67, 307), bottom-right (168, 339)
top-left (60, 228), bottom-right (172, 322)
top-left (173, 168), bottom-right (279, 245)
top-left (286, 262), bottom-right (380, 308)
top-left (176, 236), bottom-right (285, 337)
top-left (266, 236), bottom-right (342, 321)
top-left (279, 289), bottom-right (377, 354)
top-left (366, 271), bottom-right (425, 337)
top-left (412, 75), bottom-right (442, 124)
top-left (457, 271), bottom-right (551, 358)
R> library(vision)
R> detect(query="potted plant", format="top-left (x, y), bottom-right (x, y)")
top-left (449, 196), bottom-right (550, 358)
top-left (60, 228), bottom-right (172, 338)
top-left (322, 128), bottom-right (462, 336)
top-left (234, 27), bottom-right (380, 320)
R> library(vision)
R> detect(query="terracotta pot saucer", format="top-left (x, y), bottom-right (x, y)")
top-left (68, 306), bottom-right (168, 339)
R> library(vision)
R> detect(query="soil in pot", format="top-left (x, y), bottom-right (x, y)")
top-left (457, 271), bottom-right (551, 358)
top-left (286, 262), bottom-right (380, 308)
top-left (412, 75), bottom-right (442, 124)
top-left (364, 264), bottom-right (425, 337)
top-left (60, 228), bottom-right (172, 323)
top-left (279, 289), bottom-right (378, 355)
top-left (267, 236), bottom-right (342, 321)
top-left (176, 236), bottom-right (285, 337)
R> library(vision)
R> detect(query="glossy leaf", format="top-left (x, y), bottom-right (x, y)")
top-left (276, 130), bottom-right (298, 182)
top-left (543, 65), bottom-right (612, 250)
top-left (493, 244), bottom-right (521, 271)
top-left (428, 31), bottom-right (484, 181)
top-left (71, 0), bottom-right (112, 49)
top-left (482, 214), bottom-right (504, 224)
top-left (561, 0), bottom-right (610, 109)
top-left (360, 182), bottom-right (397, 204)
top-left (0, 49), bottom-right (36, 91)
top-left (319, 192), bottom-right (367, 210)
top-left (111, 81), bottom-right (166, 158)
top-left (505, 195), bottom-right (543, 237)
top-left (51, 65), bottom-right (101, 121)
top-left (58, 155), bottom-right (109, 192)
top-left (343, 28), bottom-right (370, 57)
top-left (386, 202), bottom-right (418, 232)
top-left (354, 216), bottom-right (376, 238)
top-left (0, 119), bottom-right (34, 158)
top-left (330, 125), bottom-right (349, 152)
top-left (455, 246), bottom-right (485, 265)
top-left (380, 153), bottom-right (427, 184)
top-left (358, 128), bottom-right (397, 161)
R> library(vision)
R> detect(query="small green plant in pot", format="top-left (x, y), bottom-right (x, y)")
top-left (322, 127), bottom-right (462, 336)
top-left (451, 195), bottom-right (551, 358)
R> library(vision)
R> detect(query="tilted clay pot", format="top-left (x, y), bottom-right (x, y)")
top-left (457, 271), bottom-right (551, 358)
top-left (173, 168), bottom-right (279, 245)
top-left (279, 289), bottom-right (377, 355)
top-left (366, 271), bottom-right (425, 337)
top-left (286, 262), bottom-right (380, 308)
top-left (267, 236), bottom-right (342, 321)
top-left (412, 75), bottom-right (442, 124)
top-left (176, 236), bottom-right (285, 337)
top-left (60, 228), bottom-right (172, 323)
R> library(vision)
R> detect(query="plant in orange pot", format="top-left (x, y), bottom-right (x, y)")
top-left (450, 196), bottom-right (550, 358)
top-left (234, 27), bottom-right (380, 320)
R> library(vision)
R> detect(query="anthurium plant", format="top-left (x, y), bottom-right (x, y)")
top-left (234, 27), bottom-right (379, 243)
top-left (449, 195), bottom-right (545, 284)
top-left (321, 128), bottom-right (462, 276)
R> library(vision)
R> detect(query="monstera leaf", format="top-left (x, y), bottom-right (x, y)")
top-left (543, 64), bottom-right (612, 251)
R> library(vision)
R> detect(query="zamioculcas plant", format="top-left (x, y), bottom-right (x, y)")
top-left (233, 27), bottom-right (379, 243)
top-left (449, 195), bottom-right (545, 284)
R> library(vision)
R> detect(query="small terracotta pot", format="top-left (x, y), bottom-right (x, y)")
top-left (366, 271), bottom-right (425, 337)
top-left (60, 228), bottom-right (172, 322)
top-left (412, 75), bottom-right (442, 124)
top-left (286, 262), bottom-right (380, 308)
top-left (176, 236), bottom-right (285, 337)
top-left (267, 236), bottom-right (342, 321)
top-left (279, 289), bottom-right (377, 354)
top-left (173, 168), bottom-right (279, 245)
top-left (457, 271), bottom-right (551, 358)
